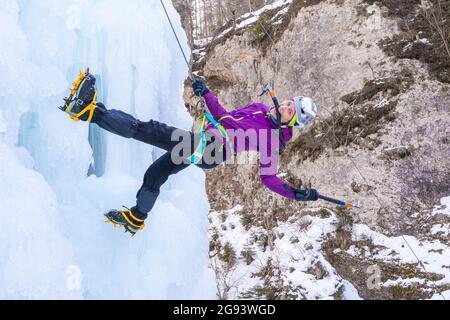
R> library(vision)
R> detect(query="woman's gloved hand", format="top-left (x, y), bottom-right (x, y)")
top-left (284, 184), bottom-right (319, 202)
top-left (192, 79), bottom-right (210, 97)
top-left (295, 188), bottom-right (319, 201)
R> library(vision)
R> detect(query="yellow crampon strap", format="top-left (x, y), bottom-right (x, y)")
top-left (121, 210), bottom-right (145, 230)
top-left (68, 92), bottom-right (97, 123)
top-left (63, 68), bottom-right (97, 123)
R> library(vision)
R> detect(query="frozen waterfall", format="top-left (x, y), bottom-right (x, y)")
top-left (0, 0), bottom-right (215, 299)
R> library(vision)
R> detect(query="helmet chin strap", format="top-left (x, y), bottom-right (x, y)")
top-left (269, 107), bottom-right (295, 127)
top-left (273, 107), bottom-right (297, 126)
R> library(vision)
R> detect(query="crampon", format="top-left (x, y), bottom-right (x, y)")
top-left (59, 68), bottom-right (97, 122)
top-left (104, 207), bottom-right (145, 236)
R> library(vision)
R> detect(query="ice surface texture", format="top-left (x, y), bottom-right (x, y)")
top-left (0, 0), bottom-right (215, 299)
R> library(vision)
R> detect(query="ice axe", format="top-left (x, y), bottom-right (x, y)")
top-left (259, 83), bottom-right (286, 153)
top-left (259, 83), bottom-right (282, 126)
top-left (285, 184), bottom-right (361, 209)
top-left (318, 194), bottom-right (361, 209)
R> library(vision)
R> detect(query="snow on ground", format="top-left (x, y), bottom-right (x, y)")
top-left (209, 196), bottom-right (450, 300)
top-left (350, 224), bottom-right (450, 288)
top-left (431, 224), bottom-right (450, 237)
top-left (240, 0), bottom-right (293, 21)
top-left (194, 37), bottom-right (213, 47)
top-left (197, 0), bottom-right (293, 47)
top-left (209, 206), bottom-right (358, 299)
top-left (432, 196), bottom-right (450, 217)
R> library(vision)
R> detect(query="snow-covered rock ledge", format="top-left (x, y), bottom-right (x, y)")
top-left (208, 199), bottom-right (450, 299)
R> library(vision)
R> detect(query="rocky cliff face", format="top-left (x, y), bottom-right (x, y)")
top-left (176, 0), bottom-right (450, 299)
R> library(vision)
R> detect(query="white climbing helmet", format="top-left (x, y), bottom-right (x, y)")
top-left (291, 96), bottom-right (317, 128)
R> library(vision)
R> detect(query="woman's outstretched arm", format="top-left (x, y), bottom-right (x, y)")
top-left (259, 151), bottom-right (296, 200)
top-left (260, 173), bottom-right (297, 200)
top-left (202, 91), bottom-right (229, 120)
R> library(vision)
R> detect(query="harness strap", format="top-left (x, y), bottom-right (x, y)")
top-left (188, 112), bottom-right (235, 165)
top-left (188, 115), bottom-right (208, 164)
top-left (68, 92), bottom-right (97, 123)
top-left (204, 113), bottom-right (235, 155)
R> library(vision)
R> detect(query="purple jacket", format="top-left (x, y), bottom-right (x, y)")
top-left (203, 91), bottom-right (296, 200)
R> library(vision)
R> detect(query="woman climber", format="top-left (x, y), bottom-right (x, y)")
top-left (61, 70), bottom-right (318, 235)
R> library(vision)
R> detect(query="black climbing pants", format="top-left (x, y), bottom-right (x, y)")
top-left (93, 107), bottom-right (226, 219)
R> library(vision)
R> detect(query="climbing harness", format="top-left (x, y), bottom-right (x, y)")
top-left (60, 68), bottom-right (97, 123)
top-left (188, 115), bottom-right (208, 164)
top-left (188, 112), bottom-right (235, 165)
